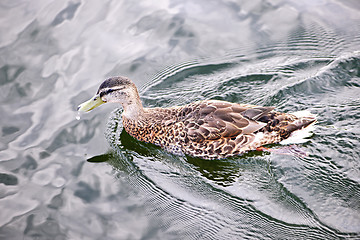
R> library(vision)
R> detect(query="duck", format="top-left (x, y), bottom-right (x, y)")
top-left (78, 76), bottom-right (316, 159)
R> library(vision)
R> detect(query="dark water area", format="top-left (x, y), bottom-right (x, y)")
top-left (1, 0), bottom-right (360, 239)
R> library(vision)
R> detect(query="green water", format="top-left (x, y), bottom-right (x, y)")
top-left (1, 0), bottom-right (360, 239)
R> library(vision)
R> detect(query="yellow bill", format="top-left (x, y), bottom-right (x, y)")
top-left (77, 94), bottom-right (105, 112)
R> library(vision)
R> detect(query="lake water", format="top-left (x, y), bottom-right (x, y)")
top-left (1, 0), bottom-right (360, 239)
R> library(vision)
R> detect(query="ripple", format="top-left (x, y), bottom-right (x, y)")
top-left (105, 110), bottom-right (358, 238)
top-left (31, 164), bottom-right (59, 186)
top-left (1, 0), bottom-right (360, 239)
top-left (0, 173), bottom-right (18, 186)
top-left (99, 33), bottom-right (360, 236)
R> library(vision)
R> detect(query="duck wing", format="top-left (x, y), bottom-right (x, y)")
top-left (180, 100), bottom-right (274, 143)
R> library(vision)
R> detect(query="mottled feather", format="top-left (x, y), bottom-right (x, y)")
top-left (79, 77), bottom-right (317, 159)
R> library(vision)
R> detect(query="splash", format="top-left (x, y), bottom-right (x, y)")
top-left (257, 145), bottom-right (309, 158)
top-left (76, 112), bottom-right (81, 121)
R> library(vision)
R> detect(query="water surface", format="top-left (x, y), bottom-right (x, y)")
top-left (1, 0), bottom-right (360, 239)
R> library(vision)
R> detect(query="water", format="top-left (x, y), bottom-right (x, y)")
top-left (1, 0), bottom-right (360, 239)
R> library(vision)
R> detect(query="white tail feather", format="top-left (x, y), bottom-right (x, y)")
top-left (291, 110), bottom-right (317, 119)
top-left (280, 110), bottom-right (317, 145)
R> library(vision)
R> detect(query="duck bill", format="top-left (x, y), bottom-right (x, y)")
top-left (77, 95), bottom-right (105, 112)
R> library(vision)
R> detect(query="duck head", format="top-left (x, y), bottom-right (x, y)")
top-left (77, 76), bottom-right (143, 116)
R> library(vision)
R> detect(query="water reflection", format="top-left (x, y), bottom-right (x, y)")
top-left (1, 0), bottom-right (360, 239)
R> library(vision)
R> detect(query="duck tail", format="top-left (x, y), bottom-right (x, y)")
top-left (280, 110), bottom-right (317, 145)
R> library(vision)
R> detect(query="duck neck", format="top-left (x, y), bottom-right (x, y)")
top-left (122, 99), bottom-right (145, 121)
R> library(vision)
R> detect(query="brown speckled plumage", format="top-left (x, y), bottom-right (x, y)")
top-left (79, 76), bottom-right (316, 159)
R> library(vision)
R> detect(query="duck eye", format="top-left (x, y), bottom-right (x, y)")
top-left (107, 89), bottom-right (115, 94)
top-left (99, 89), bottom-right (114, 98)
top-left (103, 89), bottom-right (115, 95)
